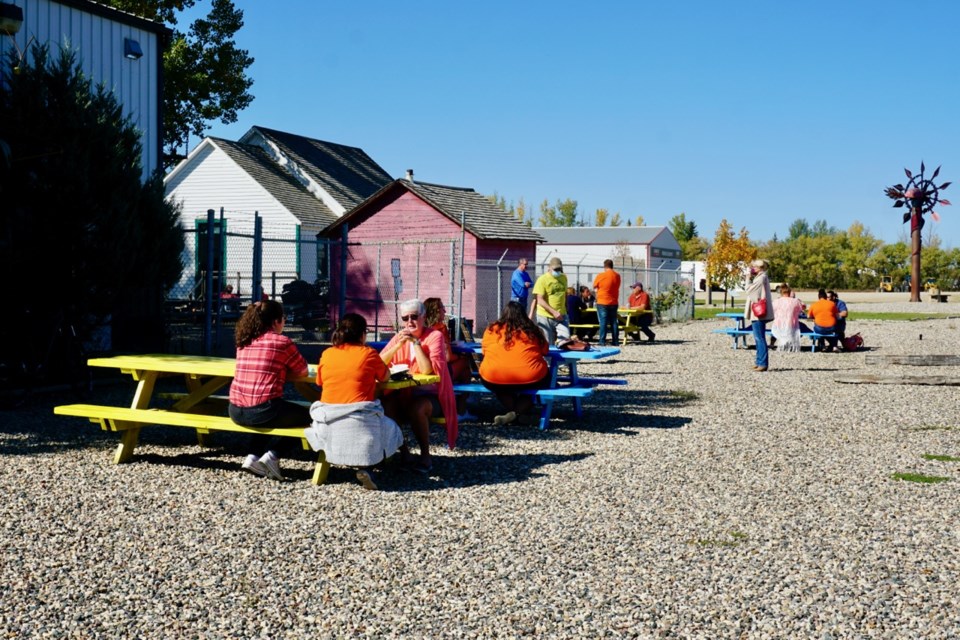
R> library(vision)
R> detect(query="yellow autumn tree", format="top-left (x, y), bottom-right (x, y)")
top-left (706, 219), bottom-right (757, 308)
top-left (595, 208), bottom-right (608, 226)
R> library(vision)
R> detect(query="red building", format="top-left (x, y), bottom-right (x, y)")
top-left (324, 176), bottom-right (544, 336)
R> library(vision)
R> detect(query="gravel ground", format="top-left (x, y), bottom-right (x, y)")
top-left (1, 302), bottom-right (959, 638)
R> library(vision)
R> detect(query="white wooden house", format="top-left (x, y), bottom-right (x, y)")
top-left (163, 126), bottom-right (392, 299)
top-left (0, 0), bottom-right (168, 178)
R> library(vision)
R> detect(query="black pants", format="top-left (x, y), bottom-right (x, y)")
top-left (229, 398), bottom-right (310, 456)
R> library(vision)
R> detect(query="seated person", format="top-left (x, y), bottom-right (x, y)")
top-left (379, 299), bottom-right (458, 473)
top-left (627, 282), bottom-right (656, 342)
top-left (228, 300), bottom-right (310, 481)
top-left (579, 286), bottom-right (595, 308)
top-left (305, 313), bottom-right (404, 490)
top-left (566, 287), bottom-right (595, 340)
top-left (806, 288), bottom-right (839, 352)
top-left (770, 284), bottom-right (803, 351)
top-left (424, 297), bottom-right (474, 420)
top-left (479, 301), bottom-right (550, 426)
top-left (220, 284), bottom-right (238, 299)
top-left (828, 290), bottom-right (848, 345)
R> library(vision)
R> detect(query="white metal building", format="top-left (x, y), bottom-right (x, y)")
top-left (0, 0), bottom-right (168, 178)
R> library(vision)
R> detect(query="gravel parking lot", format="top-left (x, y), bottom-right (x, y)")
top-left (1, 301), bottom-right (958, 638)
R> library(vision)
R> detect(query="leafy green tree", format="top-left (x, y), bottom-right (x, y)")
top-left (609, 212), bottom-right (622, 227)
top-left (669, 212), bottom-right (706, 260)
top-left (0, 45), bottom-right (184, 349)
top-left (538, 198), bottom-right (579, 226)
top-left (101, 0), bottom-right (254, 167)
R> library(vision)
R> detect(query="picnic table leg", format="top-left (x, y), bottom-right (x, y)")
top-left (567, 362), bottom-right (584, 416)
top-left (310, 451), bottom-right (331, 485)
top-left (112, 373), bottom-right (158, 463)
top-left (538, 399), bottom-right (554, 431)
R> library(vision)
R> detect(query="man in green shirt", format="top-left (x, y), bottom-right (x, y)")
top-left (532, 256), bottom-right (571, 346)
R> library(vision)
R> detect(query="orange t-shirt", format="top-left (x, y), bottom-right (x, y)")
top-left (593, 269), bottom-right (621, 306)
top-left (807, 299), bottom-right (837, 329)
top-left (479, 325), bottom-right (549, 385)
top-left (316, 343), bottom-right (389, 404)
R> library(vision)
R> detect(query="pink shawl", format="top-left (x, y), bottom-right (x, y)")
top-left (383, 328), bottom-right (459, 449)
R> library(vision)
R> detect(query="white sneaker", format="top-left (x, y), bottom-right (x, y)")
top-left (493, 411), bottom-right (517, 426)
top-left (241, 454), bottom-right (266, 477)
top-left (258, 450), bottom-right (284, 481)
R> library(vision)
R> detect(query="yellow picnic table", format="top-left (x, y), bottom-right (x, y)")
top-left (577, 308), bottom-right (653, 345)
top-left (53, 354), bottom-right (438, 484)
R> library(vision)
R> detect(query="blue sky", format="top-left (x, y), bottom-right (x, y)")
top-left (190, 0), bottom-right (959, 247)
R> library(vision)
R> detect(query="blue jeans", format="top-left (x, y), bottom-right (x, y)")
top-left (596, 304), bottom-right (619, 346)
top-left (752, 320), bottom-right (768, 368)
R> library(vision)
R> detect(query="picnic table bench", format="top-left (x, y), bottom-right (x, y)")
top-left (453, 344), bottom-right (623, 429)
top-left (712, 326), bottom-right (836, 352)
top-left (53, 354), bottom-right (437, 484)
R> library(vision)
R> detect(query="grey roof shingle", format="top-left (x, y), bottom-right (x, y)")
top-left (402, 180), bottom-right (545, 242)
top-left (211, 138), bottom-right (338, 229)
top-left (534, 226), bottom-right (673, 245)
top-left (245, 127), bottom-right (393, 210)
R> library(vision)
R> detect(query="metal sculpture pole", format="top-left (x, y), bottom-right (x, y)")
top-left (885, 163), bottom-right (951, 302)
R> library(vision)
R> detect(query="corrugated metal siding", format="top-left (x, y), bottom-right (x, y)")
top-left (0, 0), bottom-right (162, 177)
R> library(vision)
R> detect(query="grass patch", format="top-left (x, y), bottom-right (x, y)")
top-left (891, 472), bottom-right (951, 484)
top-left (695, 308), bottom-right (954, 321)
top-left (850, 312), bottom-right (954, 321)
top-left (921, 453), bottom-right (960, 462)
top-left (669, 389), bottom-right (700, 402)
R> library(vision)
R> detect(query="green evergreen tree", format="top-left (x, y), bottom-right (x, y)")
top-left (0, 45), bottom-right (184, 349)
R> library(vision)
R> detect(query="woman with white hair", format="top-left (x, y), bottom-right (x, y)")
top-left (743, 259), bottom-right (774, 371)
top-left (379, 299), bottom-right (458, 473)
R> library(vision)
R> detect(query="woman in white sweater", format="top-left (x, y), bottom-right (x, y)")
top-left (743, 259), bottom-right (774, 371)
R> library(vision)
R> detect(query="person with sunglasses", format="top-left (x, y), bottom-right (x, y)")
top-left (379, 299), bottom-right (458, 473)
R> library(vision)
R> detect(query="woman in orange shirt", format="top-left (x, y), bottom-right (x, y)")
top-left (480, 301), bottom-right (550, 426)
top-left (305, 313), bottom-right (403, 490)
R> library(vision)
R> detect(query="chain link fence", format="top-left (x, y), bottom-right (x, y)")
top-left (164, 214), bottom-right (693, 355)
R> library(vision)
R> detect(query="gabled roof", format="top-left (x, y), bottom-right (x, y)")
top-left (210, 138), bottom-right (338, 229)
top-left (241, 126), bottom-right (392, 211)
top-left (534, 226), bottom-right (677, 246)
top-left (328, 179), bottom-right (545, 242)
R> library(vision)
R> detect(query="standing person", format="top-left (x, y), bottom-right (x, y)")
top-left (592, 259), bottom-right (622, 347)
top-left (510, 258), bottom-right (534, 310)
top-left (532, 257), bottom-right (571, 346)
top-left (480, 301), bottom-right (550, 426)
top-left (228, 300), bottom-right (311, 481)
top-left (807, 289), bottom-right (839, 352)
top-left (379, 299), bottom-right (458, 473)
top-left (743, 259), bottom-right (774, 371)
top-left (828, 290), bottom-right (848, 346)
top-left (771, 284), bottom-right (804, 351)
top-left (306, 313), bottom-right (403, 490)
top-left (627, 282), bottom-right (656, 342)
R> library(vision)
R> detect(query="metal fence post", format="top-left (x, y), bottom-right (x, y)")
top-left (252, 212), bottom-right (263, 303)
top-left (203, 208), bottom-right (215, 355)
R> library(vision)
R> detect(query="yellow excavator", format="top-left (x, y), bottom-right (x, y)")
top-left (878, 275), bottom-right (893, 293)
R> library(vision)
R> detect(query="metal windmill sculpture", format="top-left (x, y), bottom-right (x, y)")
top-left (884, 163), bottom-right (951, 302)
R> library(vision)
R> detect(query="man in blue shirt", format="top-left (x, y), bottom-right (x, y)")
top-left (510, 258), bottom-right (533, 310)
top-left (828, 290), bottom-right (848, 346)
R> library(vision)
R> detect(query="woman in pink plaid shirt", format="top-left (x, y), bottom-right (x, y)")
top-left (228, 300), bottom-right (310, 481)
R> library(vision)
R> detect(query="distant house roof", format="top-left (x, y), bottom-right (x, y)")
top-left (534, 226), bottom-right (676, 246)
top-left (328, 179), bottom-right (545, 242)
top-left (210, 138), bottom-right (339, 229)
top-left (240, 126), bottom-right (392, 212)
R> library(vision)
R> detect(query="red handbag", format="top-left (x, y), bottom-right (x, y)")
top-left (751, 298), bottom-right (767, 318)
